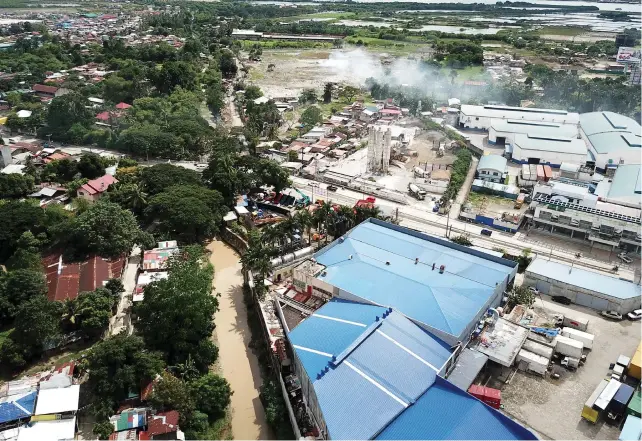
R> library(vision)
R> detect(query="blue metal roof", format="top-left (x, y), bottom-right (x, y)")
top-left (376, 376), bottom-right (537, 440)
top-left (0, 391), bottom-right (36, 424)
top-left (288, 299), bottom-right (534, 440)
top-left (314, 219), bottom-right (516, 339)
top-left (527, 258), bottom-right (641, 300)
top-left (580, 112), bottom-right (642, 154)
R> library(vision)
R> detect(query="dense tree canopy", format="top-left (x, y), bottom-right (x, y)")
top-left (139, 164), bottom-right (203, 195)
top-left (0, 173), bottom-right (34, 199)
top-left (0, 269), bottom-right (47, 322)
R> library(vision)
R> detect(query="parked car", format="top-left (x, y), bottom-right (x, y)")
top-left (552, 296), bottom-right (572, 305)
top-left (528, 286), bottom-right (540, 295)
top-left (600, 310), bottom-right (623, 320)
top-left (627, 309), bottom-right (642, 321)
top-left (327, 185), bottom-right (338, 192)
top-left (617, 252), bottom-right (632, 264)
top-left (480, 229), bottom-right (492, 236)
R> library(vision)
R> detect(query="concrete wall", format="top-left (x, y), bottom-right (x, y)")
top-left (523, 270), bottom-right (640, 313)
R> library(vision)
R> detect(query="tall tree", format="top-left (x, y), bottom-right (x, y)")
top-left (139, 164), bottom-right (203, 195)
top-left (0, 268), bottom-right (47, 322)
top-left (191, 373), bottom-right (232, 418)
top-left (78, 153), bottom-right (106, 179)
top-left (46, 92), bottom-right (94, 140)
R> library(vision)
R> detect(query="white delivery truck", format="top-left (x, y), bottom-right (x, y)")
top-left (555, 335), bottom-right (584, 358)
top-left (562, 315), bottom-right (589, 332)
top-left (523, 339), bottom-right (554, 360)
top-left (516, 349), bottom-right (549, 376)
top-left (562, 327), bottom-right (594, 350)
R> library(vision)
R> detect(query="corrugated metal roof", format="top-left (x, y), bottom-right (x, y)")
top-left (375, 376), bottom-right (536, 440)
top-left (0, 392), bottom-right (36, 424)
top-left (580, 112), bottom-right (642, 154)
top-left (446, 348), bottom-right (488, 391)
top-left (477, 155), bottom-right (507, 173)
top-left (526, 258), bottom-right (640, 300)
top-left (461, 104), bottom-right (579, 124)
top-left (290, 299), bottom-right (450, 440)
top-left (595, 164), bottom-right (642, 207)
top-left (491, 119), bottom-right (578, 139)
top-left (314, 220), bottom-right (516, 340)
top-left (513, 134), bottom-right (587, 155)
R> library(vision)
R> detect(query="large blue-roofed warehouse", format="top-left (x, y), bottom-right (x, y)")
top-left (293, 218), bottom-right (518, 346)
top-left (275, 219), bottom-right (536, 440)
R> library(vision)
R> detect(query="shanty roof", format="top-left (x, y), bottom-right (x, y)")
top-left (526, 258), bottom-right (641, 300)
top-left (288, 299), bottom-right (534, 440)
top-left (142, 411), bottom-right (180, 437)
top-left (477, 155), bottom-right (507, 172)
top-left (16, 417), bottom-right (76, 441)
top-left (32, 84), bottom-right (58, 94)
top-left (110, 408), bottom-right (147, 432)
top-left (313, 219), bottom-right (516, 340)
top-left (0, 392), bottom-right (36, 424)
top-left (579, 112), bottom-right (642, 154)
top-left (43, 254), bottom-right (125, 301)
top-left (34, 385), bottom-right (80, 415)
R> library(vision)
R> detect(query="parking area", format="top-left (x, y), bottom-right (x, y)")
top-left (496, 298), bottom-right (641, 440)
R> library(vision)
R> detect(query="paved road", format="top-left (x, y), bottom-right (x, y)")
top-left (291, 176), bottom-right (637, 280)
top-left (109, 247), bottom-right (140, 336)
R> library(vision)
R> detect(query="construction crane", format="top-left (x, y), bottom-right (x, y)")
top-left (294, 188), bottom-right (311, 208)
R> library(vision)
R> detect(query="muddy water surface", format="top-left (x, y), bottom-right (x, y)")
top-left (207, 240), bottom-right (273, 440)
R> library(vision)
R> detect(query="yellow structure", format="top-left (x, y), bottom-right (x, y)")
top-left (582, 380), bottom-right (608, 423)
top-left (629, 342), bottom-right (642, 380)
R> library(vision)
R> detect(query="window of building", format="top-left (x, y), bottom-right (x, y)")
top-left (493, 172), bottom-right (499, 176)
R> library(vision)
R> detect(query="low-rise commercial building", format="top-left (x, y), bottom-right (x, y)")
top-left (488, 119), bottom-right (579, 146)
top-left (459, 104), bottom-right (579, 131)
top-left (528, 178), bottom-right (641, 252)
top-left (524, 258), bottom-right (641, 313)
top-left (477, 154), bottom-right (508, 183)
top-left (509, 134), bottom-right (588, 167)
top-left (579, 112), bottom-right (642, 172)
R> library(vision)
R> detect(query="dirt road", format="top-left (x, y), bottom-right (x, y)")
top-left (207, 240), bottom-right (273, 440)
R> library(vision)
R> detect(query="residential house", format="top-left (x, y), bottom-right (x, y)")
top-left (77, 174), bottom-right (118, 202)
top-left (142, 241), bottom-right (179, 271)
top-left (139, 411), bottom-right (184, 440)
top-left (43, 254), bottom-right (126, 302)
top-left (477, 155), bottom-right (508, 183)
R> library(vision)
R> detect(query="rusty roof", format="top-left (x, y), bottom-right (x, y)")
top-left (43, 255), bottom-right (125, 301)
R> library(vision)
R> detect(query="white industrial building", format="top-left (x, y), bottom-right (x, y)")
top-left (524, 258), bottom-right (641, 313)
top-left (579, 111), bottom-right (642, 172)
top-left (594, 164), bottom-right (641, 209)
top-left (488, 120), bottom-right (579, 146)
top-left (509, 134), bottom-right (588, 167)
top-left (477, 154), bottom-right (508, 183)
top-left (528, 176), bottom-right (641, 252)
top-left (459, 105), bottom-right (580, 131)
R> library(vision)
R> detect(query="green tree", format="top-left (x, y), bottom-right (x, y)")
top-left (134, 247), bottom-right (219, 372)
top-left (78, 153), bottom-right (106, 179)
top-left (507, 285), bottom-right (535, 309)
top-left (149, 372), bottom-right (196, 425)
top-left (191, 373), bottom-right (232, 418)
top-left (450, 235), bottom-right (472, 246)
top-left (323, 82), bottom-right (333, 103)
top-left (0, 201), bottom-right (48, 262)
top-left (84, 334), bottom-right (164, 416)
top-left (299, 106), bottom-right (322, 129)
top-left (42, 158), bottom-right (79, 183)
top-left (139, 164), bottom-right (203, 195)
top-left (153, 61), bottom-right (198, 94)
top-left (74, 288), bottom-right (115, 340)
top-left (63, 201), bottom-right (145, 259)
top-left (0, 173), bottom-right (34, 199)
top-left (106, 183), bottom-right (149, 217)
top-left (219, 50), bottom-right (238, 79)
top-left (244, 85), bottom-right (263, 101)
top-left (0, 268), bottom-right (47, 322)
top-left (144, 185), bottom-right (226, 243)
top-left (6, 231), bottom-right (42, 271)
top-left (241, 230), bottom-right (273, 299)
top-left (338, 85), bottom-right (359, 103)
top-left (299, 88), bottom-right (317, 104)
top-left (287, 150), bottom-right (299, 162)
top-left (45, 93), bottom-right (94, 140)
top-left (92, 421), bottom-right (114, 440)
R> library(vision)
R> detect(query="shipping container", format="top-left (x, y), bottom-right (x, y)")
top-left (582, 380), bottom-right (609, 423)
top-left (629, 342), bottom-right (641, 380)
top-left (619, 415), bottom-right (642, 441)
top-left (467, 385), bottom-right (501, 409)
top-left (562, 327), bottom-right (594, 350)
top-left (609, 383), bottom-right (635, 416)
top-left (555, 335), bottom-right (584, 358)
top-left (516, 349), bottom-right (548, 376)
top-left (536, 165), bottom-right (545, 181)
top-left (521, 164), bottom-right (531, 180)
top-left (562, 315), bottom-right (589, 332)
top-left (595, 379), bottom-right (622, 411)
top-left (628, 389), bottom-right (641, 418)
top-left (543, 165), bottom-right (553, 181)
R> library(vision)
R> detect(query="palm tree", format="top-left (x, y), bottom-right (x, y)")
top-left (61, 298), bottom-right (80, 332)
top-left (123, 183), bottom-right (148, 215)
top-left (294, 210), bottom-right (313, 244)
top-left (314, 203), bottom-right (333, 244)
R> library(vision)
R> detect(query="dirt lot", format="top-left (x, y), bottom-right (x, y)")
top-left (406, 129), bottom-right (457, 169)
top-left (495, 296), bottom-right (641, 440)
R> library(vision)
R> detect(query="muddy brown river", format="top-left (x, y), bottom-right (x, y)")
top-left (207, 240), bottom-right (273, 440)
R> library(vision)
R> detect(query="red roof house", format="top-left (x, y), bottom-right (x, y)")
top-left (32, 84), bottom-right (59, 96)
top-left (115, 102), bottom-right (132, 110)
top-left (43, 254), bottom-right (126, 302)
top-left (139, 411), bottom-right (181, 440)
top-left (78, 174), bottom-right (118, 202)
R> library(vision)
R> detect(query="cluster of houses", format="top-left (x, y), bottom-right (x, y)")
top-left (259, 97), bottom-right (409, 176)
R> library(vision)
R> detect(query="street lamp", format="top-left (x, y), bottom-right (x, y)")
top-left (445, 199), bottom-right (454, 238)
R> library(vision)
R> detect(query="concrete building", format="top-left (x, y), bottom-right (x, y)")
top-left (477, 154), bottom-right (507, 183)
top-left (528, 178), bottom-right (641, 252)
top-left (524, 258), bottom-right (641, 313)
top-left (77, 174), bottom-right (118, 202)
top-left (285, 298), bottom-right (535, 440)
top-left (367, 126), bottom-right (392, 173)
top-left (579, 112), bottom-right (642, 172)
top-left (292, 219), bottom-right (518, 346)
top-left (509, 134), bottom-right (588, 167)
top-left (459, 105), bottom-right (579, 131)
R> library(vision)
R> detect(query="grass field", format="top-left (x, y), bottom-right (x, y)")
top-left (537, 26), bottom-right (586, 36)
top-left (279, 11), bottom-right (356, 22)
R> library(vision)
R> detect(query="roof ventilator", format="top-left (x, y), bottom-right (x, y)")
top-left (439, 265), bottom-right (445, 274)
top-left (415, 257), bottom-right (419, 265)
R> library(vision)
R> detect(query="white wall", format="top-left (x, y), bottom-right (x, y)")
top-left (512, 144), bottom-right (586, 166)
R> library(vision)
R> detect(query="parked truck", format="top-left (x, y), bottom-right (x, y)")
top-left (555, 335), bottom-right (584, 358)
top-left (514, 193), bottom-right (526, 209)
top-left (582, 380), bottom-right (609, 423)
top-left (562, 315), bottom-right (589, 332)
top-left (562, 327), bottom-right (594, 350)
top-left (408, 183), bottom-right (426, 200)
